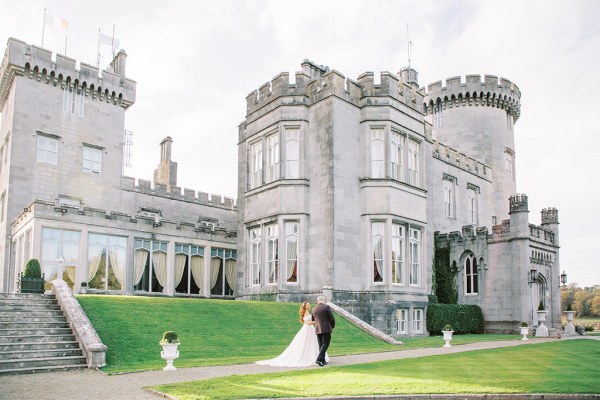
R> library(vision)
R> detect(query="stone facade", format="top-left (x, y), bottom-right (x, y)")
top-left (237, 60), bottom-right (560, 336)
top-left (0, 38), bottom-right (237, 298)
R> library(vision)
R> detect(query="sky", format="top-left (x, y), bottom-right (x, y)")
top-left (0, 0), bottom-right (598, 287)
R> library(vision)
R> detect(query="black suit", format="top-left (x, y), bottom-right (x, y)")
top-left (312, 303), bottom-right (335, 364)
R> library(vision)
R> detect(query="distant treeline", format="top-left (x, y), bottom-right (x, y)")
top-left (561, 285), bottom-right (600, 317)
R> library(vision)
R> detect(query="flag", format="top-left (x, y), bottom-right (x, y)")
top-left (98, 31), bottom-right (120, 50)
top-left (45, 13), bottom-right (69, 30)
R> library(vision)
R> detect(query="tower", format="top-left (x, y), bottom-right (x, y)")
top-left (424, 75), bottom-right (521, 223)
top-left (153, 136), bottom-right (178, 190)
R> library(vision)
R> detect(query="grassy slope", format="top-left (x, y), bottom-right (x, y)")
top-left (153, 340), bottom-right (600, 399)
top-left (78, 295), bottom-right (400, 373)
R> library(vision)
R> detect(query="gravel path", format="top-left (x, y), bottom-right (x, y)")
top-left (1, 336), bottom-right (596, 400)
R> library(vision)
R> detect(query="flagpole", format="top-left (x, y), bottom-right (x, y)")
top-left (42, 9), bottom-right (46, 47)
top-left (64, 36), bottom-right (67, 55)
top-left (97, 29), bottom-right (101, 67)
top-left (111, 24), bottom-right (116, 59)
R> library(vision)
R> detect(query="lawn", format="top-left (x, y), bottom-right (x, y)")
top-left (152, 340), bottom-right (600, 399)
top-left (78, 295), bottom-right (401, 373)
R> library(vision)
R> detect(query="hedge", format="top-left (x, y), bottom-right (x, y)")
top-left (426, 304), bottom-right (484, 335)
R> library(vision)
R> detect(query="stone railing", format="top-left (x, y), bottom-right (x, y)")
top-left (51, 280), bottom-right (107, 368)
top-left (327, 302), bottom-right (403, 345)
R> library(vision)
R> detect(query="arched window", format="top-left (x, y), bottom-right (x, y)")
top-left (465, 253), bottom-right (478, 294)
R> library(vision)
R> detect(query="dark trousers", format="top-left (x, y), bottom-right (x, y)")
top-left (316, 332), bottom-right (331, 364)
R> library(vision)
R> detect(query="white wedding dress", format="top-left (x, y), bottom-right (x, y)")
top-left (256, 314), bottom-right (329, 367)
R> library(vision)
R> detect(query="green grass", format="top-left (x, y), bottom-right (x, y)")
top-left (78, 295), bottom-right (400, 373)
top-left (152, 340), bottom-right (600, 399)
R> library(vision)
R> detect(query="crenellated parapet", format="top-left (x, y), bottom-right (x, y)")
top-left (541, 207), bottom-right (559, 224)
top-left (120, 176), bottom-right (236, 211)
top-left (245, 59), bottom-right (425, 117)
top-left (423, 74), bottom-right (521, 121)
top-left (0, 38), bottom-right (136, 111)
top-left (432, 140), bottom-right (491, 180)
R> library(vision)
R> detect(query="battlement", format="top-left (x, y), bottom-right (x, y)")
top-left (509, 193), bottom-right (528, 213)
top-left (245, 60), bottom-right (425, 116)
top-left (0, 38), bottom-right (136, 111)
top-left (432, 140), bottom-right (491, 180)
top-left (120, 176), bottom-right (236, 211)
top-left (541, 207), bottom-right (559, 224)
top-left (423, 74), bottom-right (521, 121)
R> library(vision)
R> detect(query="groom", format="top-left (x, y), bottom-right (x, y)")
top-left (312, 295), bottom-right (335, 366)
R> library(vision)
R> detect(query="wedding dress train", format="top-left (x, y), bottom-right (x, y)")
top-left (256, 314), bottom-right (329, 367)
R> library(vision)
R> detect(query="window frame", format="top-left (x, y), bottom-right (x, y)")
top-left (396, 309), bottom-right (408, 334)
top-left (249, 228), bottom-right (262, 286)
top-left (371, 221), bottom-right (385, 283)
top-left (82, 145), bottom-right (103, 174)
top-left (284, 221), bottom-right (299, 284)
top-left (408, 139), bottom-right (420, 187)
top-left (412, 308), bottom-right (423, 334)
top-left (285, 127), bottom-right (300, 179)
top-left (465, 253), bottom-right (479, 295)
top-left (370, 128), bottom-right (385, 179)
top-left (265, 224), bottom-right (279, 285)
top-left (409, 228), bottom-right (421, 287)
top-left (36, 135), bottom-right (59, 165)
top-left (391, 223), bottom-right (404, 285)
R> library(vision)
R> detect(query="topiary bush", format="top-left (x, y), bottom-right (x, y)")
top-left (426, 304), bottom-right (484, 335)
top-left (24, 259), bottom-right (42, 278)
top-left (538, 301), bottom-right (545, 311)
top-left (160, 331), bottom-right (180, 344)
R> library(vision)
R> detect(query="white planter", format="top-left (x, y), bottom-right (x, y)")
top-left (535, 310), bottom-right (549, 337)
top-left (564, 310), bottom-right (575, 322)
top-left (160, 342), bottom-right (180, 371)
top-left (564, 310), bottom-right (576, 335)
top-left (80, 287), bottom-right (87, 294)
top-left (519, 326), bottom-right (529, 340)
top-left (442, 330), bottom-right (453, 347)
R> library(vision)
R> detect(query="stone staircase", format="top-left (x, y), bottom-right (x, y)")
top-left (0, 293), bottom-right (86, 374)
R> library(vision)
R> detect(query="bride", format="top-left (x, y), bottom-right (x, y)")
top-left (256, 302), bottom-right (329, 367)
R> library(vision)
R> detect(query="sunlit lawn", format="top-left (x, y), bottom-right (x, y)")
top-left (152, 340), bottom-right (600, 399)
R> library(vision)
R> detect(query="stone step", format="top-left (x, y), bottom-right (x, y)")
top-left (0, 363), bottom-right (85, 375)
top-left (0, 310), bottom-right (65, 318)
top-left (0, 321), bottom-right (69, 329)
top-left (0, 334), bottom-right (76, 344)
top-left (0, 355), bottom-right (87, 371)
top-left (0, 341), bottom-right (80, 352)
top-left (0, 298), bottom-right (59, 306)
top-left (0, 316), bottom-right (67, 323)
top-left (0, 304), bottom-right (62, 311)
top-left (0, 327), bottom-right (74, 337)
top-left (0, 347), bottom-right (83, 360)
top-left (0, 293), bottom-right (55, 300)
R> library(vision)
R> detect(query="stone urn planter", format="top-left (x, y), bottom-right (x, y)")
top-left (80, 282), bottom-right (88, 294)
top-left (442, 325), bottom-right (453, 348)
top-left (160, 331), bottom-right (180, 371)
top-left (519, 323), bottom-right (529, 340)
top-left (564, 306), bottom-right (576, 336)
top-left (535, 304), bottom-right (549, 337)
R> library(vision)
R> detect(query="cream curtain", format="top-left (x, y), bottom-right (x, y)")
top-left (225, 259), bottom-right (237, 292)
top-left (174, 254), bottom-right (187, 287)
top-left (64, 266), bottom-right (76, 282)
top-left (210, 257), bottom-right (221, 289)
top-left (190, 255), bottom-right (204, 293)
top-left (87, 255), bottom-right (102, 282)
top-left (109, 249), bottom-right (126, 288)
top-left (286, 240), bottom-right (297, 280)
top-left (134, 249), bottom-right (149, 286)
top-left (153, 251), bottom-right (167, 289)
top-left (374, 239), bottom-right (383, 278)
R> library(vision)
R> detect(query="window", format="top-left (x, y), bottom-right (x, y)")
top-left (63, 81), bottom-right (84, 116)
top-left (505, 149), bottom-right (514, 176)
top-left (88, 233), bottom-right (127, 291)
top-left (492, 216), bottom-right (497, 225)
top-left (133, 239), bottom-right (167, 293)
top-left (174, 244), bottom-right (204, 295)
top-left (265, 133), bottom-right (279, 183)
top-left (408, 139), bottom-right (420, 186)
top-left (285, 221), bottom-right (299, 283)
top-left (37, 135), bottom-right (58, 165)
top-left (82, 146), bottom-right (102, 174)
top-left (371, 129), bottom-right (385, 178)
top-left (433, 100), bottom-right (444, 128)
top-left (409, 228), bottom-right (421, 286)
top-left (249, 228), bottom-right (261, 285)
top-left (249, 140), bottom-right (263, 189)
top-left (443, 179), bottom-right (455, 218)
top-left (467, 186), bottom-right (479, 225)
top-left (210, 248), bottom-right (236, 296)
top-left (285, 128), bottom-right (300, 179)
top-left (465, 253), bottom-right (478, 294)
top-left (412, 309), bottom-right (423, 333)
top-left (391, 224), bottom-right (404, 284)
top-left (372, 222), bottom-right (384, 283)
top-left (266, 224), bottom-right (278, 284)
top-left (41, 228), bottom-right (80, 289)
top-left (390, 131), bottom-right (404, 181)
top-left (396, 309), bottom-right (408, 334)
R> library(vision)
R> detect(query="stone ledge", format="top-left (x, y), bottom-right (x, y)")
top-left (328, 302), bottom-right (403, 346)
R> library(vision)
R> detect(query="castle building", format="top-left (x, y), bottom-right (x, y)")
top-left (237, 60), bottom-right (561, 335)
top-left (0, 38), bottom-right (238, 298)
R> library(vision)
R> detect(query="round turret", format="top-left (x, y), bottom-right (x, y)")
top-left (424, 74), bottom-right (521, 222)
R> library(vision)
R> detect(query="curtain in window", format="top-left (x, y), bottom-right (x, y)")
top-left (210, 257), bottom-right (221, 289)
top-left (87, 255), bottom-right (102, 282)
top-left (63, 241), bottom-right (79, 264)
top-left (153, 251), bottom-right (167, 288)
top-left (64, 266), bottom-right (76, 283)
top-left (225, 259), bottom-right (237, 292)
top-left (134, 249), bottom-right (149, 285)
top-left (175, 254), bottom-right (187, 287)
top-left (190, 255), bottom-right (204, 293)
top-left (373, 239), bottom-right (383, 279)
top-left (286, 240), bottom-right (297, 280)
top-left (109, 248), bottom-right (126, 287)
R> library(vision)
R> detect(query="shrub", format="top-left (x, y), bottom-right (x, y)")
top-left (160, 331), bottom-right (180, 344)
top-left (584, 326), bottom-right (594, 332)
top-left (23, 259), bottom-right (42, 278)
top-left (426, 304), bottom-right (484, 335)
top-left (81, 282), bottom-right (88, 287)
top-left (521, 322), bottom-right (528, 327)
top-left (443, 324), bottom-right (453, 331)
top-left (566, 303), bottom-right (573, 311)
top-left (537, 301), bottom-right (545, 311)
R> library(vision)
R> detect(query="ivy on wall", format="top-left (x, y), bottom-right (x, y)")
top-left (434, 243), bottom-right (458, 304)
